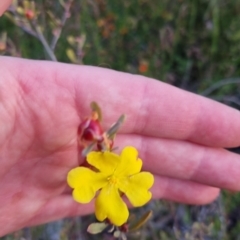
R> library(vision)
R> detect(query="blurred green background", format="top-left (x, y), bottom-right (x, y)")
top-left (1, 0), bottom-right (240, 239)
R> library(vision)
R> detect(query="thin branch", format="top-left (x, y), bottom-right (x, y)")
top-left (30, 21), bottom-right (57, 61)
top-left (6, 8), bottom-right (57, 61)
top-left (50, 0), bottom-right (74, 51)
top-left (200, 78), bottom-right (240, 96)
top-left (12, 20), bottom-right (37, 38)
top-left (5, 10), bottom-right (37, 38)
top-left (17, 24), bottom-right (38, 38)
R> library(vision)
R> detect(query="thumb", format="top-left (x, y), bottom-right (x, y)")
top-left (0, 0), bottom-right (12, 16)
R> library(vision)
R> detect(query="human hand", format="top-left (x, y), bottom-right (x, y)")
top-left (1, 57), bottom-right (240, 236)
top-left (0, 0), bottom-right (11, 16)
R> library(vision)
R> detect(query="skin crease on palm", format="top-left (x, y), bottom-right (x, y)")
top-left (1, 1), bottom-right (240, 237)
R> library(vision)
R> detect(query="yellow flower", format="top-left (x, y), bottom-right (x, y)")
top-left (67, 146), bottom-right (154, 226)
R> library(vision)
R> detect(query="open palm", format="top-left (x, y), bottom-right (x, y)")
top-left (1, 57), bottom-right (240, 236)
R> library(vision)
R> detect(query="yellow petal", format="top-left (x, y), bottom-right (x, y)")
top-left (119, 172), bottom-right (154, 207)
top-left (115, 146), bottom-right (142, 176)
top-left (67, 167), bottom-right (107, 203)
top-left (95, 184), bottom-right (129, 226)
top-left (72, 186), bottom-right (95, 203)
top-left (87, 151), bottom-right (120, 174)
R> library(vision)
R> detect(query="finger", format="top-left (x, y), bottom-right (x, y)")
top-left (26, 177), bottom-right (219, 228)
top-left (25, 195), bottom-right (94, 229)
top-left (116, 135), bottom-right (240, 191)
top-left (3, 57), bottom-right (240, 148)
top-left (0, 0), bottom-right (12, 16)
top-left (71, 65), bottom-right (240, 148)
top-left (152, 175), bottom-right (219, 204)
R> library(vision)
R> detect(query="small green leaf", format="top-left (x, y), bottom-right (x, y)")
top-left (81, 141), bottom-right (96, 157)
top-left (23, 0), bottom-right (31, 10)
top-left (16, 6), bottom-right (24, 15)
top-left (58, 0), bottom-right (65, 8)
top-left (90, 101), bottom-right (102, 121)
top-left (66, 48), bottom-right (77, 63)
top-left (129, 210), bottom-right (152, 232)
top-left (4, 12), bottom-right (15, 23)
top-left (87, 222), bottom-right (108, 234)
top-left (0, 32), bottom-right (7, 42)
top-left (67, 35), bottom-right (76, 46)
top-left (113, 230), bottom-right (121, 238)
top-left (106, 114), bottom-right (126, 138)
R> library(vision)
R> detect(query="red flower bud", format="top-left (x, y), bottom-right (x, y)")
top-left (120, 223), bottom-right (128, 232)
top-left (25, 10), bottom-right (35, 20)
top-left (78, 118), bottom-right (104, 143)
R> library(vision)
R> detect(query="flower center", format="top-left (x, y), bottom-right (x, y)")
top-left (108, 175), bottom-right (119, 185)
